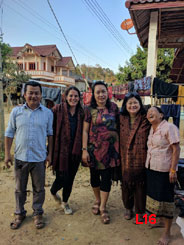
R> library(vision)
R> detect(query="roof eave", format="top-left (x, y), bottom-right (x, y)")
top-left (126, 1), bottom-right (184, 10)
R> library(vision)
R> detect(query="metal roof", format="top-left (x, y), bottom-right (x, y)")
top-left (125, 0), bottom-right (184, 48)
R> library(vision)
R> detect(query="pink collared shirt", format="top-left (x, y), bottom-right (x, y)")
top-left (145, 120), bottom-right (180, 172)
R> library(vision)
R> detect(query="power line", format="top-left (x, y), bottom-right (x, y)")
top-left (7, 0), bottom-right (116, 70)
top-left (91, 0), bottom-right (133, 53)
top-left (82, 0), bottom-right (132, 55)
top-left (47, 0), bottom-right (89, 88)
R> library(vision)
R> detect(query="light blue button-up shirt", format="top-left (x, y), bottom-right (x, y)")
top-left (5, 103), bottom-right (53, 162)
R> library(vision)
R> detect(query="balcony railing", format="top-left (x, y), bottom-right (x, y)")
top-left (25, 70), bottom-right (75, 85)
top-left (25, 70), bottom-right (55, 80)
top-left (54, 75), bottom-right (75, 85)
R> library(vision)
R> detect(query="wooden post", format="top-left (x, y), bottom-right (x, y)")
top-left (0, 38), bottom-right (5, 151)
top-left (146, 11), bottom-right (158, 106)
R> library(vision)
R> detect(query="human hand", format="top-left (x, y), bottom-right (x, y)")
top-left (45, 154), bottom-right (52, 169)
top-left (169, 171), bottom-right (177, 183)
top-left (82, 150), bottom-right (90, 167)
top-left (4, 154), bottom-right (13, 169)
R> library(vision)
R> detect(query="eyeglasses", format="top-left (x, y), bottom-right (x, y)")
top-left (125, 92), bottom-right (139, 97)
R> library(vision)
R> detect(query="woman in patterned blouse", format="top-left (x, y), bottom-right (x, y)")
top-left (82, 81), bottom-right (120, 224)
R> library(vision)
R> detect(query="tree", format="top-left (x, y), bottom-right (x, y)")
top-left (75, 64), bottom-right (117, 85)
top-left (116, 46), bottom-right (174, 84)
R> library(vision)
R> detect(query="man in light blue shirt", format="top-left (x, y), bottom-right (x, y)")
top-left (5, 81), bottom-right (53, 230)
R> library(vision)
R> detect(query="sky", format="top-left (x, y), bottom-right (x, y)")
top-left (2, 0), bottom-right (140, 73)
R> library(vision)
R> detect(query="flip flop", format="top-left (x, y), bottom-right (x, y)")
top-left (10, 214), bottom-right (26, 230)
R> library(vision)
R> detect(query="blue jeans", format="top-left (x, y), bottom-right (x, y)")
top-left (14, 159), bottom-right (45, 216)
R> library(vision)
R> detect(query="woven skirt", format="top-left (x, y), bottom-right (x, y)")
top-left (146, 169), bottom-right (175, 219)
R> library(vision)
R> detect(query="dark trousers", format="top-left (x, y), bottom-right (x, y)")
top-left (50, 159), bottom-right (79, 203)
top-left (90, 168), bottom-right (112, 192)
top-left (14, 159), bottom-right (45, 216)
top-left (121, 180), bottom-right (146, 214)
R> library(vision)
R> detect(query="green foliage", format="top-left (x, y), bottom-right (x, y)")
top-left (116, 46), bottom-right (174, 84)
top-left (1, 42), bottom-right (31, 94)
top-left (0, 42), bottom-right (12, 70)
top-left (76, 64), bottom-right (117, 85)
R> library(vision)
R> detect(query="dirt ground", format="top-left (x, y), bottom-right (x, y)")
top-left (0, 107), bottom-right (183, 245)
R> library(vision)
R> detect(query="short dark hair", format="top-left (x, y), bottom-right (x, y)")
top-left (90, 81), bottom-right (111, 109)
top-left (152, 106), bottom-right (165, 120)
top-left (24, 81), bottom-right (42, 93)
top-left (121, 92), bottom-right (146, 115)
top-left (65, 86), bottom-right (83, 111)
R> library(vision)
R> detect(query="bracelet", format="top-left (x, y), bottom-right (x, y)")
top-left (82, 147), bottom-right (87, 151)
top-left (170, 169), bottom-right (176, 174)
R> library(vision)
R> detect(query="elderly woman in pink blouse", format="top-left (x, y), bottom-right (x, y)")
top-left (146, 106), bottom-right (180, 245)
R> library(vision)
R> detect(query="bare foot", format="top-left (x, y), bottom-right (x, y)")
top-left (148, 220), bottom-right (165, 229)
top-left (157, 233), bottom-right (170, 245)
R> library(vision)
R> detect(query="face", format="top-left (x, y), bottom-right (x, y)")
top-left (147, 107), bottom-right (163, 124)
top-left (24, 85), bottom-right (42, 110)
top-left (66, 89), bottom-right (80, 108)
top-left (126, 97), bottom-right (141, 116)
top-left (94, 85), bottom-right (108, 106)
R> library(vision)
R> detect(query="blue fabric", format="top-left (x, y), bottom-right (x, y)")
top-left (161, 104), bottom-right (181, 128)
top-left (5, 103), bottom-right (53, 162)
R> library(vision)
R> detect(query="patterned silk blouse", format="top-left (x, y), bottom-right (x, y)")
top-left (84, 102), bottom-right (120, 169)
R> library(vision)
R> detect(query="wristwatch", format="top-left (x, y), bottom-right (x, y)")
top-left (82, 147), bottom-right (87, 151)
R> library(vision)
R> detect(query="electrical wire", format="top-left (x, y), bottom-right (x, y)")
top-left (82, 0), bottom-right (132, 54)
top-left (47, 0), bottom-right (89, 87)
top-left (7, 0), bottom-right (116, 70)
top-left (91, 0), bottom-right (133, 53)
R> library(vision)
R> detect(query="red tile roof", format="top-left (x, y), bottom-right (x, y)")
top-left (56, 57), bottom-right (72, 67)
top-left (11, 43), bottom-right (60, 57)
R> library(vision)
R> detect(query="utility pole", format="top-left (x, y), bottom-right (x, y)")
top-left (0, 33), bottom-right (5, 151)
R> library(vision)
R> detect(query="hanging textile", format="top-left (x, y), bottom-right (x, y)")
top-left (153, 78), bottom-right (178, 102)
top-left (161, 104), bottom-right (181, 128)
top-left (83, 92), bottom-right (92, 105)
top-left (134, 76), bottom-right (151, 96)
top-left (112, 84), bottom-right (128, 100)
top-left (176, 86), bottom-right (184, 106)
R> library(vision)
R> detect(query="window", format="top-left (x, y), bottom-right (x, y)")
top-left (29, 63), bottom-right (35, 70)
top-left (26, 48), bottom-right (32, 53)
top-left (43, 62), bottom-right (46, 71)
top-left (69, 70), bottom-right (73, 77)
top-left (17, 63), bottom-right (23, 70)
top-left (51, 66), bottom-right (54, 72)
top-left (62, 69), bottom-right (68, 76)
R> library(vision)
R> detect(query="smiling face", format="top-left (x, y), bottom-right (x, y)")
top-left (66, 89), bottom-right (80, 108)
top-left (126, 97), bottom-right (141, 116)
top-left (94, 84), bottom-right (108, 107)
top-left (24, 85), bottom-right (42, 110)
top-left (147, 107), bottom-right (163, 125)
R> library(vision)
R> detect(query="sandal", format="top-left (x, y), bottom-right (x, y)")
top-left (100, 210), bottom-right (110, 224)
top-left (10, 214), bottom-right (26, 230)
top-left (34, 215), bottom-right (45, 229)
top-left (124, 209), bottom-right (133, 220)
top-left (92, 202), bottom-right (100, 215)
